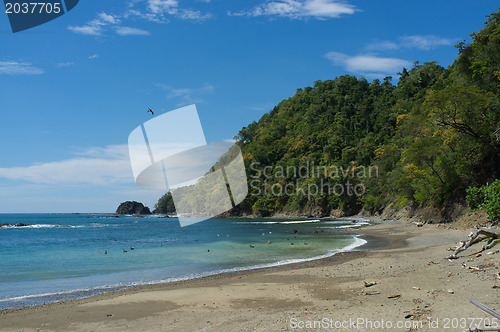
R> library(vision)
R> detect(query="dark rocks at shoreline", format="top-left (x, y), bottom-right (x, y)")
top-left (115, 201), bottom-right (152, 215)
top-left (0, 223), bottom-right (32, 228)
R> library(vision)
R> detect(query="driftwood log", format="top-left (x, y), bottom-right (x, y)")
top-left (470, 327), bottom-right (500, 331)
top-left (468, 299), bottom-right (500, 331)
top-left (448, 228), bottom-right (499, 259)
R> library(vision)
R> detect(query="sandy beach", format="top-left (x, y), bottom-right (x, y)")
top-left (1, 220), bottom-right (499, 332)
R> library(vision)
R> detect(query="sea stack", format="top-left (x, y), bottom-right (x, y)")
top-left (115, 201), bottom-right (152, 215)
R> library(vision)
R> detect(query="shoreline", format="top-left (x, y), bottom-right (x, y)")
top-left (2, 219), bottom-right (499, 331)
top-left (0, 220), bottom-right (434, 312)
top-left (0, 219), bottom-right (371, 311)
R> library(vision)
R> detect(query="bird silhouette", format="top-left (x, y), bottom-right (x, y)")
top-left (147, 108), bottom-right (154, 115)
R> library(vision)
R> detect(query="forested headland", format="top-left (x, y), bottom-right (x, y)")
top-left (156, 9), bottom-right (500, 223)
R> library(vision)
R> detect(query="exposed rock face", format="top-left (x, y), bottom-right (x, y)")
top-left (116, 201), bottom-right (152, 215)
top-left (379, 203), bottom-right (468, 224)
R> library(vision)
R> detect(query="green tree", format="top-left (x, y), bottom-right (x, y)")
top-left (155, 192), bottom-right (176, 214)
top-left (466, 180), bottom-right (500, 223)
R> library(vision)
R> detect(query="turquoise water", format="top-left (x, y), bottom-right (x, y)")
top-left (0, 214), bottom-right (367, 309)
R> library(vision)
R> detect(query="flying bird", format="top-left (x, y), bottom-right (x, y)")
top-left (147, 108), bottom-right (154, 115)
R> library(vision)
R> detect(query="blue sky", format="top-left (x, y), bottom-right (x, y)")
top-left (0, 0), bottom-right (498, 213)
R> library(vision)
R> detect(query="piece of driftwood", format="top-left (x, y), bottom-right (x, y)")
top-left (448, 228), bottom-right (500, 259)
top-left (468, 299), bottom-right (500, 332)
top-left (364, 291), bottom-right (380, 295)
top-left (387, 294), bottom-right (401, 299)
top-left (471, 299), bottom-right (495, 314)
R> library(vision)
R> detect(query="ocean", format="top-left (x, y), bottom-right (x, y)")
top-left (0, 214), bottom-right (368, 309)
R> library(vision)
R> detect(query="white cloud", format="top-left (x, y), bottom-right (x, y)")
top-left (129, 0), bottom-right (211, 22)
top-left (303, 0), bottom-right (356, 18)
top-left (401, 35), bottom-right (454, 51)
top-left (366, 35), bottom-right (454, 51)
top-left (124, 9), bottom-right (168, 23)
top-left (325, 52), bottom-right (411, 74)
top-left (169, 84), bottom-right (214, 100)
top-left (324, 51), bottom-right (349, 63)
top-left (234, 0), bottom-right (356, 19)
top-left (147, 0), bottom-right (178, 14)
top-left (253, 0), bottom-right (302, 17)
top-left (57, 62), bottom-right (75, 68)
top-left (156, 82), bottom-right (214, 104)
top-left (88, 54), bottom-right (99, 59)
top-left (74, 144), bottom-right (130, 159)
top-left (98, 12), bottom-right (119, 24)
top-left (68, 12), bottom-right (120, 35)
top-left (0, 145), bottom-right (133, 186)
top-left (69, 2), bottom-right (212, 36)
top-left (0, 144), bottom-right (175, 212)
top-left (115, 26), bottom-right (151, 36)
top-left (67, 25), bottom-right (102, 35)
top-left (0, 180), bottom-right (165, 213)
top-left (365, 40), bottom-right (400, 51)
top-left (0, 61), bottom-right (44, 75)
top-left (177, 9), bottom-right (212, 21)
